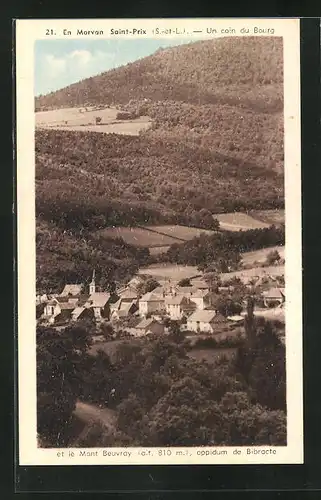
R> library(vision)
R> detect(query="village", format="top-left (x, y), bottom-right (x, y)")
top-left (36, 262), bottom-right (285, 342)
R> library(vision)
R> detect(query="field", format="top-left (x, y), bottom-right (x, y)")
top-left (250, 209), bottom-right (285, 226)
top-left (138, 263), bottom-right (200, 282)
top-left (144, 225), bottom-right (216, 241)
top-left (253, 307), bottom-right (285, 323)
top-left (98, 225), bottom-right (216, 253)
top-left (35, 106), bottom-right (152, 136)
top-left (148, 246), bottom-right (171, 256)
top-left (220, 264), bottom-right (285, 282)
top-left (213, 212), bottom-right (271, 231)
top-left (241, 245), bottom-right (285, 266)
top-left (98, 227), bottom-right (180, 247)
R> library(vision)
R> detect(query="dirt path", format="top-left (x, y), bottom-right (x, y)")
top-left (71, 401), bottom-right (117, 447)
top-left (74, 401), bottom-right (116, 431)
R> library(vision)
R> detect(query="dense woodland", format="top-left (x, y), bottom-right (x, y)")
top-left (165, 226), bottom-right (285, 268)
top-left (37, 313), bottom-right (286, 448)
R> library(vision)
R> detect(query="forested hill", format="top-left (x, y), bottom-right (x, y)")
top-left (36, 37), bottom-right (283, 113)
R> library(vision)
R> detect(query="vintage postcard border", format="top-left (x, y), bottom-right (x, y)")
top-left (16, 17), bottom-right (302, 465)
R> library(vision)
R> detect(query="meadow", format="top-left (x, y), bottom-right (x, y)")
top-left (138, 263), bottom-right (200, 282)
top-left (144, 225), bottom-right (216, 241)
top-left (98, 226), bottom-right (180, 247)
top-left (35, 106), bottom-right (152, 136)
top-left (213, 212), bottom-right (271, 231)
top-left (241, 245), bottom-right (285, 266)
top-left (250, 209), bottom-right (285, 225)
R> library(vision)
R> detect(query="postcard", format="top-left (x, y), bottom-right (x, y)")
top-left (15, 17), bottom-right (303, 465)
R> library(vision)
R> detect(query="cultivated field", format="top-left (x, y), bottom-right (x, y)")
top-left (241, 245), bottom-right (285, 266)
top-left (220, 264), bottom-right (285, 282)
top-left (213, 212), bottom-right (271, 231)
top-left (138, 263), bottom-right (200, 282)
top-left (250, 209), bottom-right (285, 226)
top-left (98, 227), bottom-right (180, 247)
top-left (144, 225), bottom-right (216, 241)
top-left (35, 106), bottom-right (152, 136)
top-left (99, 225), bottom-right (216, 253)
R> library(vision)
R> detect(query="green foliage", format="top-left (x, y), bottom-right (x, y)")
top-left (136, 277), bottom-right (160, 296)
top-left (37, 325), bottom-right (93, 446)
top-left (36, 37), bottom-right (283, 113)
top-left (167, 225), bottom-right (285, 267)
top-left (266, 249), bottom-right (281, 265)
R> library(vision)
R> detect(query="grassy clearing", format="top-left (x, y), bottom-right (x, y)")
top-left (144, 225), bottom-right (216, 241)
top-left (241, 245), bottom-right (285, 266)
top-left (35, 106), bottom-right (152, 136)
top-left (220, 264), bottom-right (285, 282)
top-left (148, 246), bottom-right (171, 256)
top-left (250, 209), bottom-right (285, 225)
top-left (138, 263), bottom-right (200, 281)
top-left (99, 227), bottom-right (180, 247)
top-left (213, 212), bottom-right (271, 231)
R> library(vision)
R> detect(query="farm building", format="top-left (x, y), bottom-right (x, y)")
top-left (187, 310), bottom-right (228, 334)
top-left (110, 300), bottom-right (138, 321)
top-left (262, 287), bottom-right (285, 308)
top-left (60, 283), bottom-right (84, 296)
top-left (132, 318), bottom-right (164, 337)
top-left (165, 295), bottom-right (196, 320)
top-left (139, 291), bottom-right (165, 316)
top-left (84, 292), bottom-right (111, 321)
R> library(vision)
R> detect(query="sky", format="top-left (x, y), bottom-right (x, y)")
top-left (34, 38), bottom-right (206, 96)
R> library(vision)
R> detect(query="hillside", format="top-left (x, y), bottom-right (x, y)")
top-left (36, 37), bottom-right (283, 113)
top-left (35, 37), bottom-right (284, 290)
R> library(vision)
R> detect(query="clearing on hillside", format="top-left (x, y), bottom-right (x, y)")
top-left (98, 227), bottom-right (180, 247)
top-left (241, 245), bottom-right (285, 266)
top-left (213, 212), bottom-right (271, 231)
top-left (35, 106), bottom-right (152, 136)
top-left (220, 264), bottom-right (285, 282)
top-left (144, 225), bottom-right (216, 241)
top-left (138, 263), bottom-right (200, 282)
top-left (249, 209), bottom-right (285, 226)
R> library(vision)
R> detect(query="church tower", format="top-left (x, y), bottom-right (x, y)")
top-left (89, 269), bottom-right (96, 295)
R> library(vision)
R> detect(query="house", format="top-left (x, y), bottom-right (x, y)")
top-left (43, 297), bottom-right (76, 324)
top-left (165, 295), bottom-right (196, 320)
top-left (227, 315), bottom-right (245, 324)
top-left (139, 292), bottom-right (165, 316)
top-left (262, 287), bottom-right (285, 308)
top-left (186, 309), bottom-right (228, 334)
top-left (84, 292), bottom-right (111, 321)
top-left (190, 278), bottom-right (210, 292)
top-left (36, 293), bottom-right (48, 305)
top-left (189, 290), bottom-right (215, 310)
top-left (110, 300), bottom-right (138, 321)
top-left (132, 318), bottom-right (164, 337)
top-left (60, 284), bottom-right (84, 297)
top-left (118, 288), bottom-right (139, 303)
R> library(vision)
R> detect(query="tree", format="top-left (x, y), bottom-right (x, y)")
top-left (168, 320), bottom-right (185, 343)
top-left (136, 277), bottom-right (160, 296)
top-left (178, 278), bottom-right (191, 287)
top-left (213, 294), bottom-right (242, 317)
top-left (266, 249), bottom-right (281, 266)
top-left (36, 326), bottom-right (91, 446)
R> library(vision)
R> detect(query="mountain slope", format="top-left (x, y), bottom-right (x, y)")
top-left (35, 37), bottom-right (284, 290)
top-left (36, 37), bottom-right (283, 112)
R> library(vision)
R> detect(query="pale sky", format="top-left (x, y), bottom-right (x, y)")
top-left (34, 38), bottom-right (206, 96)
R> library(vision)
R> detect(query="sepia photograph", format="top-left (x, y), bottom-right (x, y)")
top-left (16, 18), bottom-right (302, 465)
